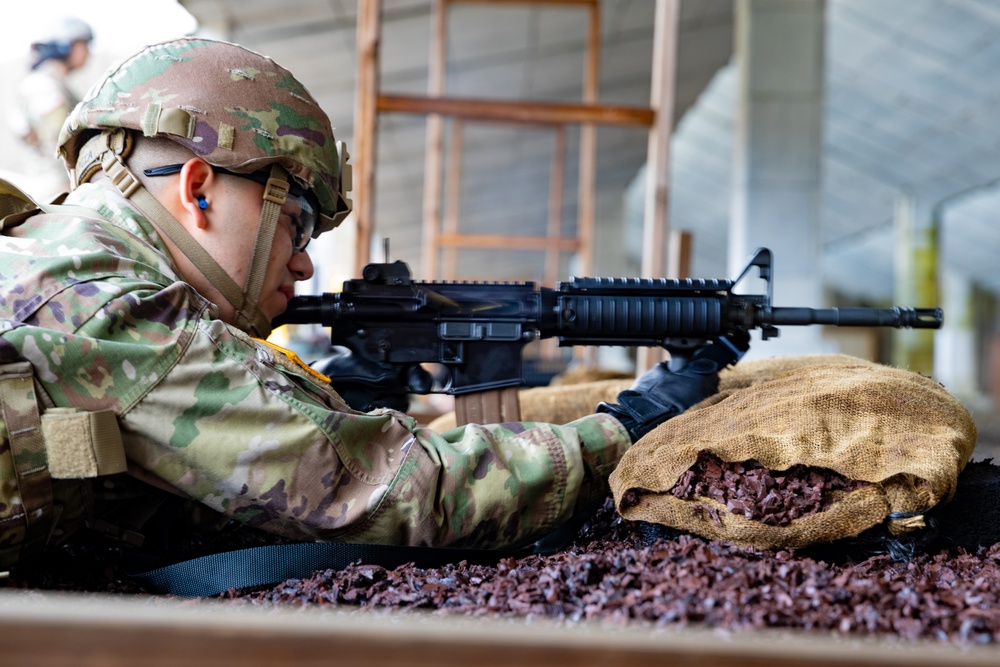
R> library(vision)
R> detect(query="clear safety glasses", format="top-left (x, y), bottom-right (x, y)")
top-left (142, 164), bottom-right (319, 252)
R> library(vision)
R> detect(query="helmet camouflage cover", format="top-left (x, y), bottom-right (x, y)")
top-left (58, 37), bottom-right (351, 234)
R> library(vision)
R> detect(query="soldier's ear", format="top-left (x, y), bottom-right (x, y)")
top-left (178, 158), bottom-right (215, 229)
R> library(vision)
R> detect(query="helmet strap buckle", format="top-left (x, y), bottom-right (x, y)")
top-left (101, 151), bottom-right (141, 198)
top-left (263, 167), bottom-right (289, 206)
top-left (100, 129), bottom-right (141, 198)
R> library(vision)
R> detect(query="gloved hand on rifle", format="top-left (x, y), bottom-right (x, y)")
top-left (311, 347), bottom-right (434, 413)
top-left (597, 332), bottom-right (751, 443)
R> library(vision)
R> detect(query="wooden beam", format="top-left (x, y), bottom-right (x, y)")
top-left (378, 94), bottom-right (655, 127)
top-left (576, 0), bottom-right (599, 278)
top-left (641, 0), bottom-right (679, 279)
top-left (352, 0), bottom-right (381, 273)
top-left (442, 120), bottom-right (465, 279)
top-left (2, 593), bottom-right (998, 667)
top-left (574, 0), bottom-right (600, 366)
top-left (637, 0), bottom-right (680, 374)
top-left (667, 229), bottom-right (692, 281)
top-left (542, 126), bottom-right (567, 358)
top-left (454, 0), bottom-right (596, 5)
top-left (545, 126), bottom-right (567, 288)
top-left (421, 0), bottom-right (448, 279)
top-left (436, 233), bottom-right (581, 252)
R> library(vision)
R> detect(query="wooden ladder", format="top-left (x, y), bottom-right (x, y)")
top-left (353, 0), bottom-right (682, 423)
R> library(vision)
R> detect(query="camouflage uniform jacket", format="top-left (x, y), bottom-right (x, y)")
top-left (0, 181), bottom-right (630, 549)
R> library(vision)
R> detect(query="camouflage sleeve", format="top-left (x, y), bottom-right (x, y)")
top-left (113, 317), bottom-right (629, 549)
top-left (350, 412), bottom-right (629, 548)
top-left (4, 202), bottom-right (633, 550)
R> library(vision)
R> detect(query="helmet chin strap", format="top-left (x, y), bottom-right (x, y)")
top-left (239, 164), bottom-right (287, 336)
top-left (94, 131), bottom-right (283, 337)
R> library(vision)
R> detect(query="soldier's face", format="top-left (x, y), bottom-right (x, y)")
top-left (260, 203), bottom-right (316, 320)
top-left (68, 40), bottom-right (90, 71)
top-left (202, 175), bottom-right (315, 323)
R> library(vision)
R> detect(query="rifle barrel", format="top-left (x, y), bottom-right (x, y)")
top-left (769, 307), bottom-right (942, 329)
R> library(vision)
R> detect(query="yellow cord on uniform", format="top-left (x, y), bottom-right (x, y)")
top-left (253, 338), bottom-right (331, 384)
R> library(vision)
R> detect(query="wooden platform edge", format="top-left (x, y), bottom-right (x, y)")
top-left (0, 590), bottom-right (995, 667)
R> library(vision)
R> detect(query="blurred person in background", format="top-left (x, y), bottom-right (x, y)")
top-left (10, 16), bottom-right (93, 200)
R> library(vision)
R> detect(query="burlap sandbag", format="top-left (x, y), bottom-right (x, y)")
top-left (609, 354), bottom-right (978, 550)
top-left (426, 377), bottom-right (631, 432)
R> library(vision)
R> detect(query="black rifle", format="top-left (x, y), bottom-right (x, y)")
top-left (274, 247), bottom-right (942, 396)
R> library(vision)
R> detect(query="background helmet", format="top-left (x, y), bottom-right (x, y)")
top-left (58, 37), bottom-right (351, 235)
top-left (30, 17), bottom-right (93, 70)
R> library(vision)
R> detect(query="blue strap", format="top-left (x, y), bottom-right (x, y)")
top-left (129, 541), bottom-right (510, 598)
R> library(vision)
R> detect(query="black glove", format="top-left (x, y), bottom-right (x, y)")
top-left (311, 348), bottom-right (433, 412)
top-left (597, 333), bottom-right (750, 442)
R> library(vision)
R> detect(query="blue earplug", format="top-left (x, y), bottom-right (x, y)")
top-left (197, 196), bottom-right (208, 210)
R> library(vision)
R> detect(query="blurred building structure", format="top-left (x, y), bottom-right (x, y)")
top-left (2, 0), bottom-right (999, 408)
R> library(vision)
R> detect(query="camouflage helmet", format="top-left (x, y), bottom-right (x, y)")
top-left (58, 37), bottom-right (351, 235)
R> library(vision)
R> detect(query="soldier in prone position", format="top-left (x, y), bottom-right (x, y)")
top-left (0, 38), bottom-right (740, 568)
